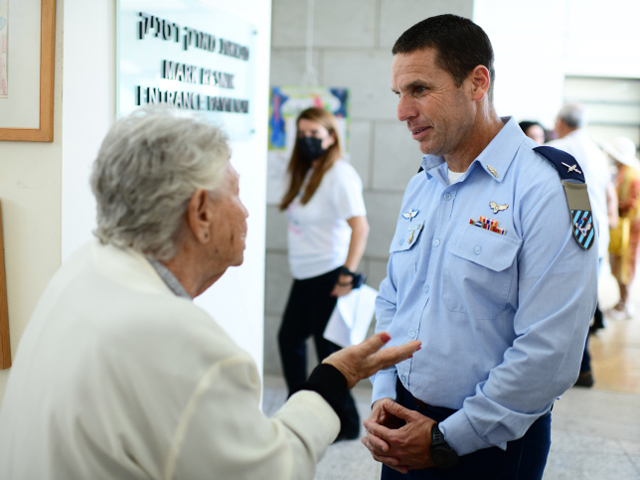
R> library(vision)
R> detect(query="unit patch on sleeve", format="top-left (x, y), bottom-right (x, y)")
top-left (533, 146), bottom-right (594, 250)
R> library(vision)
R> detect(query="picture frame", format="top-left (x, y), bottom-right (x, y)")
top-left (0, 201), bottom-right (10, 370)
top-left (0, 0), bottom-right (56, 142)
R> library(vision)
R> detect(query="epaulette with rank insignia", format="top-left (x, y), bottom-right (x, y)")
top-left (533, 146), bottom-right (594, 250)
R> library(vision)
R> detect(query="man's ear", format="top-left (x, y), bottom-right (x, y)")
top-left (469, 65), bottom-right (491, 102)
top-left (187, 188), bottom-right (212, 244)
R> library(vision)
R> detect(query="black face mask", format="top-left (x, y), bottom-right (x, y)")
top-left (297, 136), bottom-right (327, 161)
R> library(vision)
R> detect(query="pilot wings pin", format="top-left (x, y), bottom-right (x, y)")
top-left (489, 201), bottom-right (509, 214)
top-left (402, 209), bottom-right (419, 221)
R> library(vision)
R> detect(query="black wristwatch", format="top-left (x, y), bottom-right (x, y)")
top-left (430, 423), bottom-right (459, 469)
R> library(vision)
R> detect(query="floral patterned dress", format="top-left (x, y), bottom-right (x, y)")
top-left (611, 164), bottom-right (640, 285)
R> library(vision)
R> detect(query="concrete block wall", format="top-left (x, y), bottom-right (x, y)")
top-left (264, 0), bottom-right (474, 375)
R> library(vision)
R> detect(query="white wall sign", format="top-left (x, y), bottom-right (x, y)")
top-left (118, 0), bottom-right (257, 140)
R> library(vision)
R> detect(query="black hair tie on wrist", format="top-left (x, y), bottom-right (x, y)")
top-left (338, 266), bottom-right (366, 289)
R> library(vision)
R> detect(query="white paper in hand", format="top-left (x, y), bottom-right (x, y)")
top-left (323, 284), bottom-right (378, 348)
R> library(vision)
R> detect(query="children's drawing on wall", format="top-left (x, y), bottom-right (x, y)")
top-left (0, 0), bottom-right (7, 97)
top-left (267, 86), bottom-right (350, 204)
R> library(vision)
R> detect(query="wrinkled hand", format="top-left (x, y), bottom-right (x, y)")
top-left (322, 333), bottom-right (420, 389)
top-left (362, 399), bottom-right (436, 473)
top-left (330, 274), bottom-right (354, 297)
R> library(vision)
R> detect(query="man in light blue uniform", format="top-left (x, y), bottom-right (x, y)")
top-left (362, 15), bottom-right (598, 480)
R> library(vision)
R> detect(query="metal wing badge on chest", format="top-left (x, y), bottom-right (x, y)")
top-left (533, 146), bottom-right (595, 250)
top-left (398, 209), bottom-right (423, 247)
top-left (402, 209), bottom-right (419, 221)
top-left (489, 201), bottom-right (508, 214)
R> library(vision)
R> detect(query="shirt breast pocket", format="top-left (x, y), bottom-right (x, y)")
top-left (389, 221), bottom-right (425, 275)
top-left (442, 226), bottom-right (521, 320)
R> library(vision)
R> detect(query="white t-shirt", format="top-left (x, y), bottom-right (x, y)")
top-left (447, 168), bottom-right (465, 185)
top-left (286, 159), bottom-right (366, 280)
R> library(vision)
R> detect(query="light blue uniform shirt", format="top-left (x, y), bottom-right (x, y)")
top-left (372, 117), bottom-right (598, 456)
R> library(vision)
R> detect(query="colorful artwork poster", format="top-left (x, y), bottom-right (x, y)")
top-left (267, 86), bottom-right (350, 204)
top-left (0, 0), bottom-right (7, 97)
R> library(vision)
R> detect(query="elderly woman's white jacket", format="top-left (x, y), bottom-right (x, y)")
top-left (0, 240), bottom-right (340, 479)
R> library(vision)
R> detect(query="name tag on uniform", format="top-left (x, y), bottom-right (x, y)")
top-left (399, 222), bottom-right (424, 247)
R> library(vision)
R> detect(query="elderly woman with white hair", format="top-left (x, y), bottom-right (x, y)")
top-left (0, 107), bottom-right (419, 480)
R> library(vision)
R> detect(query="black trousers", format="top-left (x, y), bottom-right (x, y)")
top-left (278, 267), bottom-right (360, 436)
top-left (381, 380), bottom-right (551, 480)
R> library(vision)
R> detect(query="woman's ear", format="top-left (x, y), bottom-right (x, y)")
top-left (187, 189), bottom-right (212, 244)
top-left (328, 130), bottom-right (338, 146)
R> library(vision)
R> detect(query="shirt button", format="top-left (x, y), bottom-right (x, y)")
top-left (475, 245), bottom-right (482, 255)
top-left (443, 193), bottom-right (451, 201)
top-left (408, 330), bottom-right (417, 338)
top-left (424, 285), bottom-right (430, 294)
top-left (433, 239), bottom-right (440, 247)
top-left (401, 375), bottom-right (407, 383)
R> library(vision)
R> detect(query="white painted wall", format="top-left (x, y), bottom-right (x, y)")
top-left (0, 0), bottom-right (271, 404)
top-left (0, 0), bottom-right (64, 401)
top-left (61, 0), bottom-right (116, 261)
top-left (194, 0), bottom-right (272, 373)
top-left (474, 0), bottom-right (640, 129)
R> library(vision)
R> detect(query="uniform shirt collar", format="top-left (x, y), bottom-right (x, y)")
top-left (148, 258), bottom-right (192, 299)
top-left (420, 116), bottom-right (524, 185)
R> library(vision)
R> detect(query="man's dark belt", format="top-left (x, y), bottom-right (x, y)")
top-left (411, 394), bottom-right (428, 410)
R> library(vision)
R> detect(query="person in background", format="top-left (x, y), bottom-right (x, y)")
top-left (518, 120), bottom-right (547, 144)
top-left (0, 107), bottom-right (420, 480)
top-left (546, 102), bottom-right (618, 387)
top-left (602, 136), bottom-right (640, 320)
top-left (278, 107), bottom-right (370, 441)
top-left (362, 15), bottom-right (597, 480)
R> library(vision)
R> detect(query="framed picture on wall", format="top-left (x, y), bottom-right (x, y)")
top-left (0, 201), bottom-right (9, 370)
top-left (0, 0), bottom-right (56, 142)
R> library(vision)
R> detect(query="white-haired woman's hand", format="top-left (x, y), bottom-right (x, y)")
top-left (323, 333), bottom-right (421, 389)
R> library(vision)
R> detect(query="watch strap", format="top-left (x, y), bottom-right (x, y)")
top-left (430, 424), bottom-right (459, 469)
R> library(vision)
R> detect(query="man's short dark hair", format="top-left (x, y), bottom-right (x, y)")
top-left (392, 14), bottom-right (495, 99)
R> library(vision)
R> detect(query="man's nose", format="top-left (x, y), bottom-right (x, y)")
top-left (397, 96), bottom-right (417, 122)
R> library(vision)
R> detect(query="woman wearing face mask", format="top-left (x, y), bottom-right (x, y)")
top-left (278, 107), bottom-right (369, 442)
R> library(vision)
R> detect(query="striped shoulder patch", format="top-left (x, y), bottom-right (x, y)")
top-left (533, 146), bottom-right (594, 251)
top-left (571, 210), bottom-right (595, 250)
